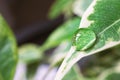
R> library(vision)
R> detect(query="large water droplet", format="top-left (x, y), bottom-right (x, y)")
top-left (73, 28), bottom-right (96, 51)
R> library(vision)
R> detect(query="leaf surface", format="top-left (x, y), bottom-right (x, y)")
top-left (55, 0), bottom-right (120, 79)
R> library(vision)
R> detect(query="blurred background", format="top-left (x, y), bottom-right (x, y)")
top-left (0, 1), bottom-right (65, 79)
top-left (0, 0), bottom-right (63, 45)
top-left (1, 0), bottom-right (120, 80)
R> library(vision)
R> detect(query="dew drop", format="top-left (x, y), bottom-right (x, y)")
top-left (73, 28), bottom-right (96, 51)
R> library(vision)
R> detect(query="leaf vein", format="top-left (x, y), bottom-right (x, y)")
top-left (98, 18), bottom-right (120, 35)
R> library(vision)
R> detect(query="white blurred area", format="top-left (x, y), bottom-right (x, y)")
top-left (34, 65), bottom-right (57, 80)
top-left (14, 62), bottom-right (27, 80)
top-left (14, 62), bottom-right (57, 80)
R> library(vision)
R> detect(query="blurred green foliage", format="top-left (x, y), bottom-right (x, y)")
top-left (0, 15), bottom-right (18, 80)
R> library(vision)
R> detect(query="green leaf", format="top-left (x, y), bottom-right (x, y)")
top-left (55, 0), bottom-right (120, 79)
top-left (0, 15), bottom-right (18, 80)
top-left (19, 44), bottom-right (43, 64)
top-left (105, 73), bottom-right (120, 80)
top-left (97, 62), bottom-right (120, 80)
top-left (49, 42), bottom-right (71, 67)
top-left (84, 45), bottom-right (120, 78)
top-left (48, 0), bottom-right (74, 19)
top-left (42, 17), bottom-right (80, 51)
top-left (73, 0), bottom-right (93, 16)
top-left (63, 65), bottom-right (82, 80)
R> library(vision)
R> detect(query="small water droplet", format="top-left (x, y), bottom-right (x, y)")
top-left (73, 28), bottom-right (96, 51)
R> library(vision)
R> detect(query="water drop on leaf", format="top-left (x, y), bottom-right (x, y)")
top-left (73, 28), bottom-right (96, 51)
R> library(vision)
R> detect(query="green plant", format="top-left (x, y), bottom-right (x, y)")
top-left (0, 15), bottom-right (17, 80)
top-left (1, 0), bottom-right (120, 80)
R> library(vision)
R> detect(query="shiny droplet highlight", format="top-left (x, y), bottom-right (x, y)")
top-left (73, 28), bottom-right (96, 51)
